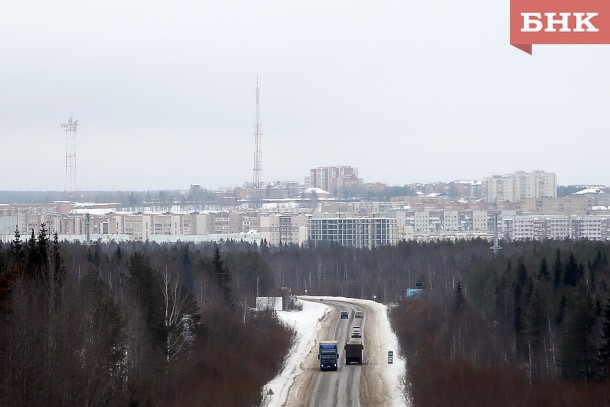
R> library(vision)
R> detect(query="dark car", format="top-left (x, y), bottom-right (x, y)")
top-left (340, 310), bottom-right (349, 319)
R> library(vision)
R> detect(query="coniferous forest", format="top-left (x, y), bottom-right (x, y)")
top-left (3, 226), bottom-right (610, 405)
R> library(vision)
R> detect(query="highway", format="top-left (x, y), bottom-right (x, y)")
top-left (286, 297), bottom-right (402, 407)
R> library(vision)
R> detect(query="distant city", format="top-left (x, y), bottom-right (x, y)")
top-left (2, 166), bottom-right (610, 247)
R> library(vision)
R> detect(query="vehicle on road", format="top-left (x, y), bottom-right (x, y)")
top-left (318, 340), bottom-right (339, 371)
top-left (344, 339), bottom-right (364, 364)
top-left (354, 310), bottom-right (364, 318)
top-left (340, 310), bottom-right (349, 319)
top-left (351, 326), bottom-right (362, 338)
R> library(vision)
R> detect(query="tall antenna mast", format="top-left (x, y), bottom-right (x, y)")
top-left (253, 76), bottom-right (263, 189)
top-left (61, 115), bottom-right (79, 199)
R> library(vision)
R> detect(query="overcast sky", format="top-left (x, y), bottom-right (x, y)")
top-left (1, 0), bottom-right (609, 191)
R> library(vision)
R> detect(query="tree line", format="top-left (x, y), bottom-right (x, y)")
top-left (6, 228), bottom-right (610, 405)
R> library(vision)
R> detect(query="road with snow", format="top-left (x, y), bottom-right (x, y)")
top-left (262, 296), bottom-right (408, 407)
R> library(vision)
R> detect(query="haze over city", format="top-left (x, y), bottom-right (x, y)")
top-left (2, 0), bottom-right (609, 191)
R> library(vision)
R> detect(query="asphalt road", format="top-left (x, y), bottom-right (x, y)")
top-left (286, 297), bottom-right (399, 407)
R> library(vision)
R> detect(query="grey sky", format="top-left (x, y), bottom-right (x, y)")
top-left (1, 0), bottom-right (609, 191)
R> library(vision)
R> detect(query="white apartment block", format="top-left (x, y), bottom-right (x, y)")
top-left (508, 215), bottom-right (607, 241)
top-left (571, 216), bottom-right (609, 240)
top-left (259, 214), bottom-right (309, 246)
top-left (414, 211), bottom-right (429, 233)
top-left (472, 210), bottom-right (489, 232)
top-left (308, 217), bottom-right (398, 248)
top-left (483, 170), bottom-right (557, 202)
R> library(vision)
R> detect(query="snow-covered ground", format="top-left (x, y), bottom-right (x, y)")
top-left (261, 299), bottom-right (330, 407)
top-left (261, 296), bottom-right (409, 407)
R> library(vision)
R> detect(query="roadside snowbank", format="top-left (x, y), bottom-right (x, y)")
top-left (261, 300), bottom-right (329, 407)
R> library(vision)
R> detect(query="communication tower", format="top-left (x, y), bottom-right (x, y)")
top-left (61, 116), bottom-right (79, 198)
top-left (253, 76), bottom-right (263, 188)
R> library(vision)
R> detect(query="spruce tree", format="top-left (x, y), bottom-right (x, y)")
top-left (563, 252), bottom-right (579, 287)
top-left (538, 257), bottom-right (549, 282)
top-left (525, 281), bottom-right (544, 350)
top-left (553, 249), bottom-right (562, 290)
top-left (37, 223), bottom-right (50, 275)
top-left (560, 284), bottom-right (595, 381)
top-left (598, 296), bottom-right (610, 379)
top-left (25, 229), bottom-right (38, 279)
top-left (212, 245), bottom-right (235, 311)
top-left (9, 226), bottom-right (23, 266)
top-left (455, 281), bottom-right (464, 311)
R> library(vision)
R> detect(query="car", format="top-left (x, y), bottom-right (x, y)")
top-left (354, 310), bottom-right (364, 318)
top-left (351, 326), bottom-right (362, 338)
top-left (340, 311), bottom-right (349, 319)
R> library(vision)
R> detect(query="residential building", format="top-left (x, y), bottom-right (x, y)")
top-left (482, 170), bottom-right (556, 202)
top-left (308, 217), bottom-right (398, 248)
top-left (259, 213), bottom-right (309, 245)
top-left (309, 166), bottom-right (361, 195)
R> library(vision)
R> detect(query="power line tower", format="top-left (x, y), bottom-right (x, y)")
top-left (253, 76), bottom-right (263, 189)
top-left (61, 115), bottom-right (79, 199)
top-left (490, 198), bottom-right (502, 256)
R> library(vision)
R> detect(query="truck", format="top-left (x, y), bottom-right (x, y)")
top-left (318, 340), bottom-right (339, 371)
top-left (344, 339), bottom-right (364, 364)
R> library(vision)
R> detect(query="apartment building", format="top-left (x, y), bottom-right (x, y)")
top-left (309, 166), bottom-right (361, 195)
top-left (308, 217), bottom-right (398, 248)
top-left (259, 214), bottom-right (309, 245)
top-left (571, 216), bottom-right (609, 240)
top-left (482, 170), bottom-right (556, 202)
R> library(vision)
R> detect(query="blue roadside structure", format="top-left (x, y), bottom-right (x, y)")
top-left (406, 281), bottom-right (425, 298)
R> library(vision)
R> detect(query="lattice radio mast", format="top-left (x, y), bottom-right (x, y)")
top-left (253, 76), bottom-right (263, 188)
top-left (61, 115), bottom-right (79, 198)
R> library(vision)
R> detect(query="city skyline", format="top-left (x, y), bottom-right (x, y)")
top-left (2, 1), bottom-right (609, 191)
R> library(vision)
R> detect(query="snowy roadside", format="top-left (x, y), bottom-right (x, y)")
top-left (260, 299), bottom-right (330, 407)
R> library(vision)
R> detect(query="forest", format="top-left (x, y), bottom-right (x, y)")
top-left (0, 226), bottom-right (293, 406)
top-left (390, 239), bottom-right (610, 406)
top-left (3, 226), bottom-right (610, 405)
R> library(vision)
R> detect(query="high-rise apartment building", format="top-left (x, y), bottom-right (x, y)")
top-left (309, 166), bottom-right (361, 194)
top-left (482, 170), bottom-right (556, 202)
